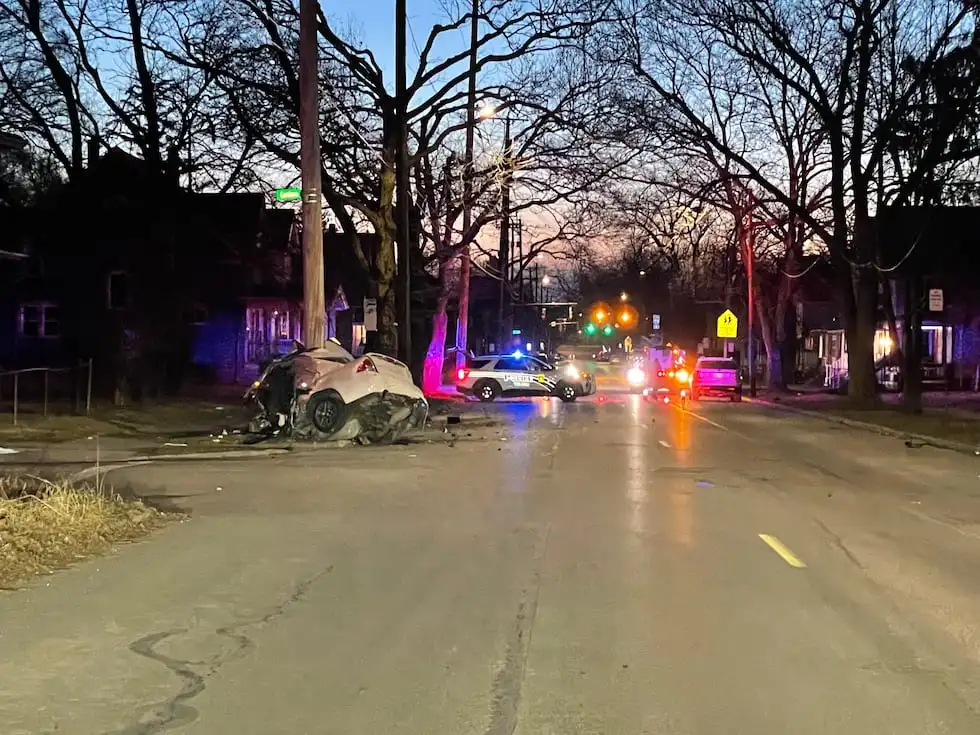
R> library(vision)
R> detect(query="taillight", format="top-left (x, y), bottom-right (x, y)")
top-left (657, 370), bottom-right (665, 378)
top-left (457, 368), bottom-right (469, 381)
top-left (356, 357), bottom-right (377, 373)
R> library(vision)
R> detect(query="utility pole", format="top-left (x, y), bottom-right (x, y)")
top-left (746, 193), bottom-right (757, 397)
top-left (496, 113), bottom-right (512, 350)
top-left (394, 0), bottom-right (412, 365)
top-left (454, 0), bottom-right (479, 370)
top-left (299, 0), bottom-right (325, 348)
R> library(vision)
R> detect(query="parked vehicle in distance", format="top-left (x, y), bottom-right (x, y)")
top-left (651, 364), bottom-right (692, 404)
top-left (692, 357), bottom-right (742, 402)
top-left (456, 351), bottom-right (595, 402)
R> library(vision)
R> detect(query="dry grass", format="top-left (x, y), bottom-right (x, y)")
top-left (0, 474), bottom-right (173, 590)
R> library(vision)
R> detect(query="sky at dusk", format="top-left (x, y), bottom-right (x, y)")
top-left (326, 0), bottom-right (472, 89)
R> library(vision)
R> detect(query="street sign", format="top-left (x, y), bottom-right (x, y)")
top-left (928, 288), bottom-right (944, 312)
top-left (363, 298), bottom-right (378, 331)
top-left (651, 313), bottom-right (661, 330)
top-left (716, 309), bottom-right (738, 339)
top-left (275, 187), bottom-right (302, 202)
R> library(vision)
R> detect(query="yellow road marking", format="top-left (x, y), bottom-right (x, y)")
top-left (758, 534), bottom-right (807, 568)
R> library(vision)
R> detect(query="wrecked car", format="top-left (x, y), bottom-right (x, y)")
top-left (245, 341), bottom-right (428, 443)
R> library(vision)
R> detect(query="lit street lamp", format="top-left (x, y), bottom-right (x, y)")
top-left (620, 291), bottom-right (629, 302)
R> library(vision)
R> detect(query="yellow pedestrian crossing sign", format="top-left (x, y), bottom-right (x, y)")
top-left (716, 309), bottom-right (738, 339)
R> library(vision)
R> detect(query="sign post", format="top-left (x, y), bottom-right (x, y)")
top-left (363, 297), bottom-right (378, 333)
top-left (716, 309), bottom-right (738, 358)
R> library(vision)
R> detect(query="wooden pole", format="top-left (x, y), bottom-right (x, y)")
top-left (300, 0), bottom-right (325, 348)
top-left (395, 0), bottom-right (412, 365)
top-left (454, 0), bottom-right (479, 370)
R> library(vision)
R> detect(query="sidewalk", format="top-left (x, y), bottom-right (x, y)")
top-left (746, 387), bottom-right (980, 452)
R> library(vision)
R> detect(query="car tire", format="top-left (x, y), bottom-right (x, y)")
top-left (731, 391), bottom-right (742, 403)
top-left (474, 379), bottom-right (500, 402)
top-left (307, 391), bottom-right (347, 435)
top-left (557, 383), bottom-right (578, 403)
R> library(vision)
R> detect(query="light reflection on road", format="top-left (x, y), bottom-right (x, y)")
top-left (667, 406), bottom-right (695, 548)
top-left (626, 395), bottom-right (647, 538)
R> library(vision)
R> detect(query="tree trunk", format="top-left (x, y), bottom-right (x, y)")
top-left (422, 303), bottom-right (449, 394)
top-left (902, 274), bottom-right (923, 413)
top-left (846, 268), bottom-right (879, 405)
top-left (377, 276), bottom-right (398, 356)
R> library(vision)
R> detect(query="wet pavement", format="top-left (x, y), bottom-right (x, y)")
top-left (2, 389), bottom-right (980, 733)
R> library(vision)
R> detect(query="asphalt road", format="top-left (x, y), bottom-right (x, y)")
top-left (3, 392), bottom-right (980, 734)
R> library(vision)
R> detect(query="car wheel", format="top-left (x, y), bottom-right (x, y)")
top-left (731, 392), bottom-right (742, 403)
top-left (557, 383), bottom-right (578, 403)
top-left (307, 391), bottom-right (347, 435)
top-left (474, 379), bottom-right (500, 402)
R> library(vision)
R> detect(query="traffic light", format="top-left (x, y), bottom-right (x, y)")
top-left (602, 324), bottom-right (614, 337)
top-left (618, 304), bottom-right (639, 327)
top-left (583, 322), bottom-right (597, 335)
top-left (590, 301), bottom-right (612, 325)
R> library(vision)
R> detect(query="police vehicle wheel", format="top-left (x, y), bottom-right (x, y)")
top-left (557, 383), bottom-right (578, 403)
top-left (307, 391), bottom-right (347, 435)
top-left (474, 379), bottom-right (500, 402)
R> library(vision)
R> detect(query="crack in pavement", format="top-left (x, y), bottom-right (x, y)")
top-left (104, 565), bottom-right (333, 735)
top-left (484, 526), bottom-right (550, 735)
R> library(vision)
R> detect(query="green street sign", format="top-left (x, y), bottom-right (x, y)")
top-left (275, 187), bottom-right (302, 202)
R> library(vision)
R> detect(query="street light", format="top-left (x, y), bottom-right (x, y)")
top-left (620, 291), bottom-right (628, 302)
top-left (541, 274), bottom-right (551, 287)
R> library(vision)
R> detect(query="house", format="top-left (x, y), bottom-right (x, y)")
top-left (803, 207), bottom-right (980, 391)
top-left (1, 145), bottom-right (366, 396)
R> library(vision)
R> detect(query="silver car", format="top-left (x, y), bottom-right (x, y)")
top-left (455, 352), bottom-right (595, 402)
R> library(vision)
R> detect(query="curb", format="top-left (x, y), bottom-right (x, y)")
top-left (744, 396), bottom-right (980, 455)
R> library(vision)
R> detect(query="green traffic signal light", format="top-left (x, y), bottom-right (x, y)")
top-left (603, 324), bottom-right (614, 336)
top-left (584, 322), bottom-right (597, 335)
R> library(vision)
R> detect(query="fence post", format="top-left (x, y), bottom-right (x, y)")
top-left (86, 358), bottom-right (93, 415)
top-left (13, 372), bottom-right (18, 426)
top-left (43, 369), bottom-right (49, 417)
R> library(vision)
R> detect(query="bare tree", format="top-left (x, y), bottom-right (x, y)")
top-left (592, 0), bottom-right (980, 402)
top-left (0, 0), bottom-right (262, 189)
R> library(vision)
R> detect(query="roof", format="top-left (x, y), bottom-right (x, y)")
top-left (0, 132), bottom-right (26, 151)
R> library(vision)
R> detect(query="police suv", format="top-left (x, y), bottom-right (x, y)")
top-left (455, 351), bottom-right (596, 402)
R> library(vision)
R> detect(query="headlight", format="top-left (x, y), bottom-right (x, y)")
top-left (627, 367), bottom-right (646, 385)
top-left (564, 365), bottom-right (581, 380)
top-left (676, 369), bottom-right (690, 383)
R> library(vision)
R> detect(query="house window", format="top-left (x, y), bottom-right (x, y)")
top-left (187, 304), bottom-right (209, 325)
top-left (19, 302), bottom-right (59, 338)
top-left (108, 271), bottom-right (130, 310)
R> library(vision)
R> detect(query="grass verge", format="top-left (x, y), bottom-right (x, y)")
top-left (761, 394), bottom-right (980, 447)
top-left (820, 406), bottom-right (980, 446)
top-left (0, 474), bottom-right (173, 590)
